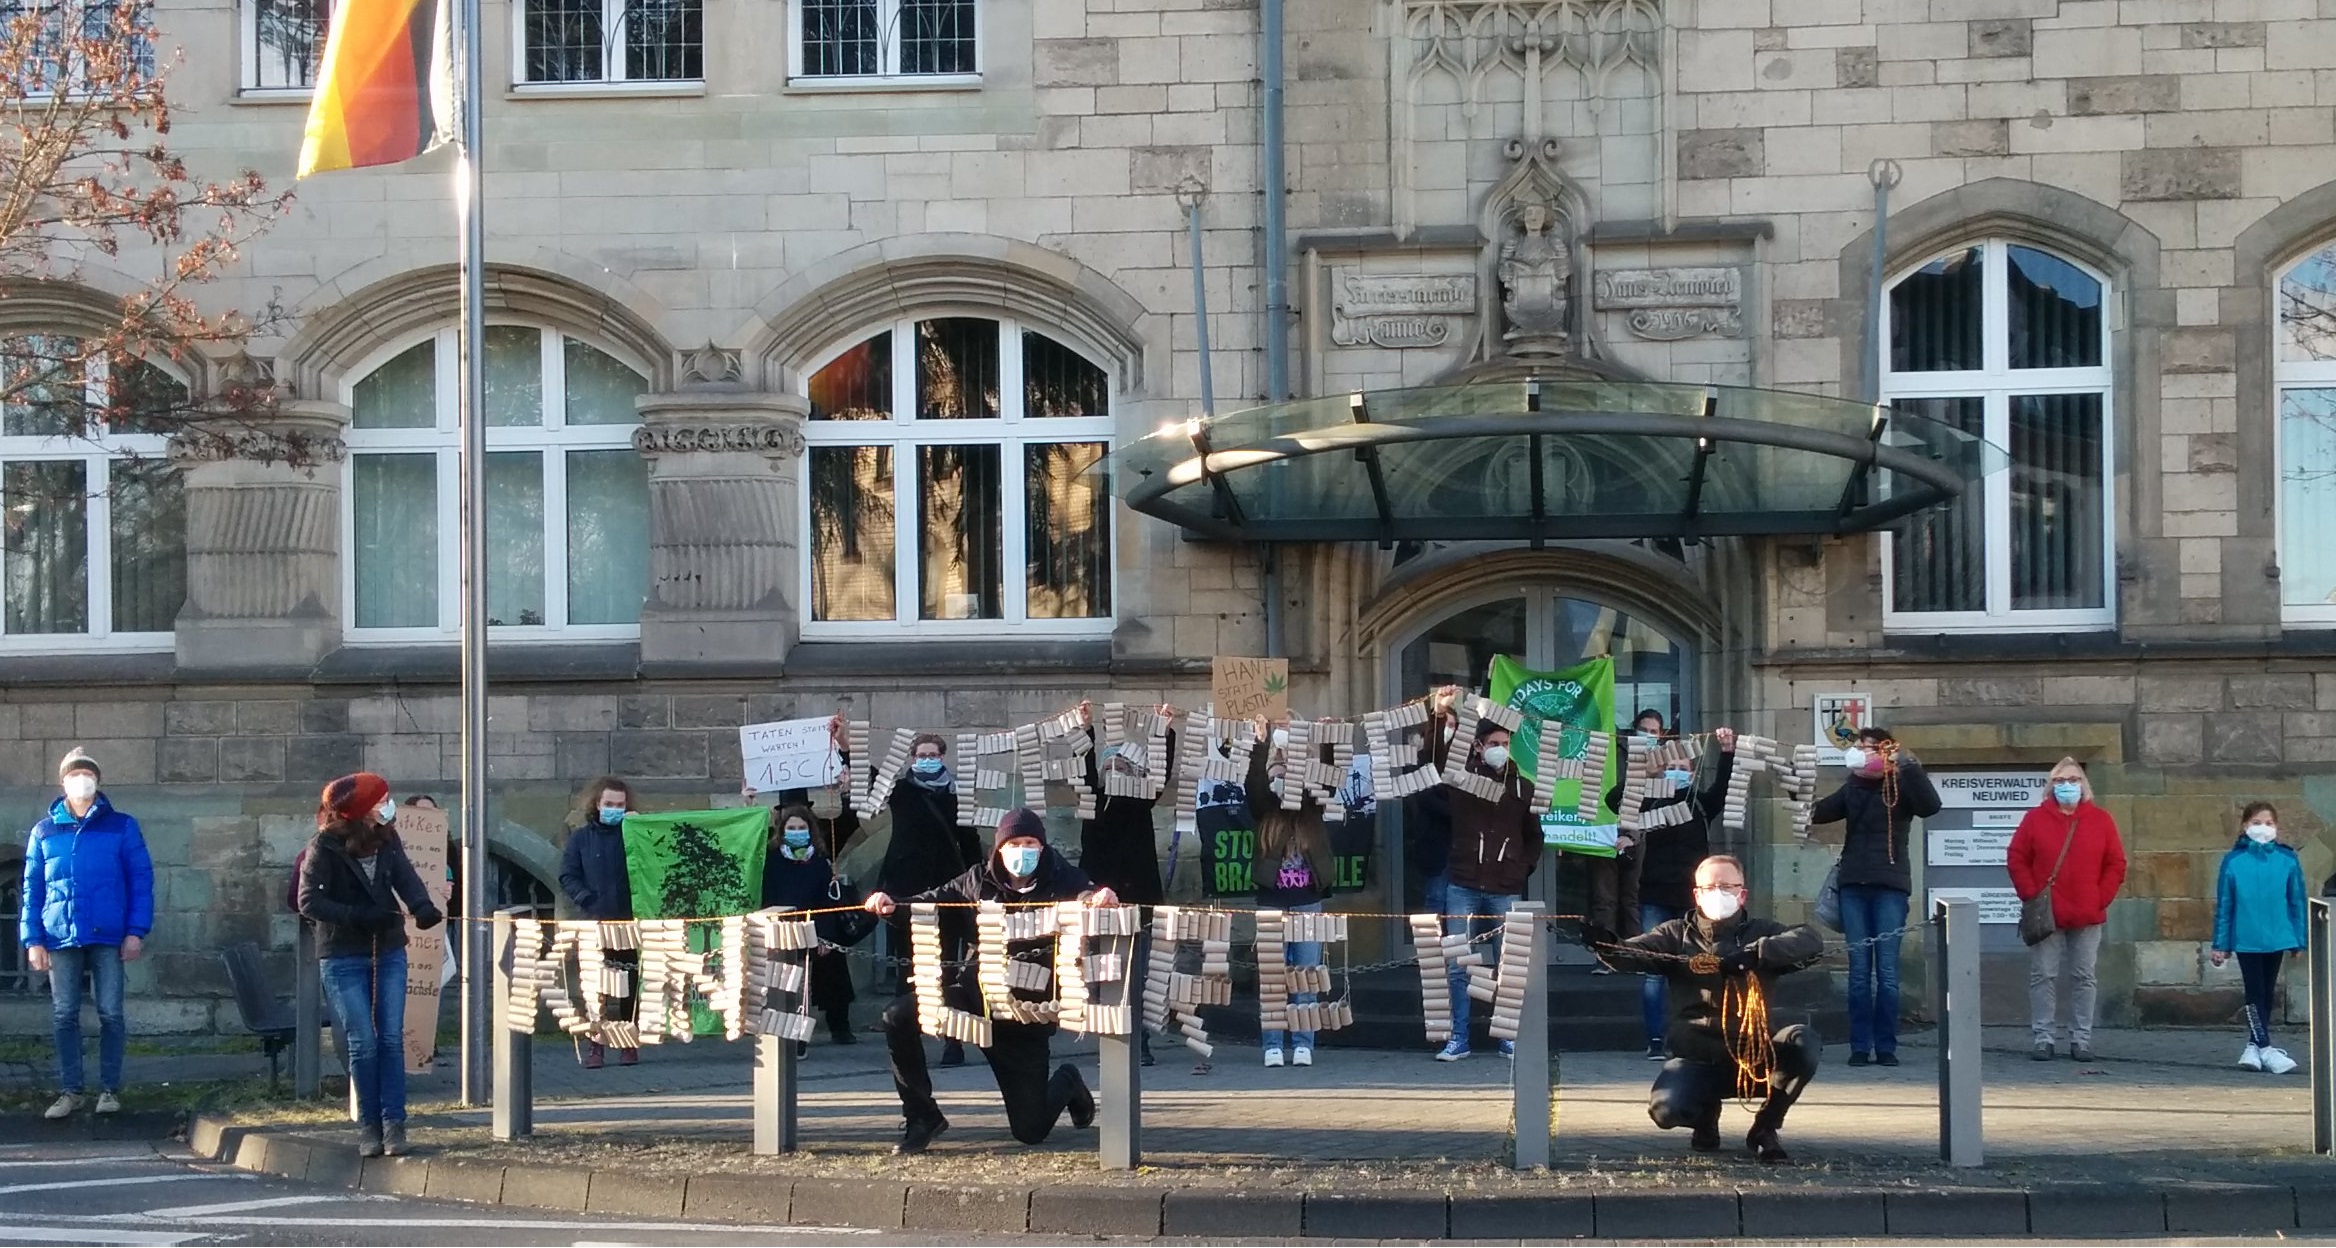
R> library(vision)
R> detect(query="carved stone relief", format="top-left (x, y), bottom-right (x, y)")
top-left (1592, 267), bottom-right (1747, 340)
top-left (1330, 271), bottom-right (1479, 349)
top-left (1481, 138), bottom-right (1588, 360)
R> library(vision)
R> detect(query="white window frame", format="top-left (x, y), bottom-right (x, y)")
top-left (511, 0), bottom-right (703, 89)
top-left (1879, 238), bottom-right (2117, 634)
top-left (0, 347), bottom-right (180, 653)
top-left (339, 324), bottom-right (649, 645)
top-left (6, 0), bottom-right (156, 98)
top-left (784, 0), bottom-right (981, 87)
top-left (237, 0), bottom-right (329, 96)
top-left (798, 311), bottom-right (1115, 640)
top-left (2274, 242), bottom-right (2336, 626)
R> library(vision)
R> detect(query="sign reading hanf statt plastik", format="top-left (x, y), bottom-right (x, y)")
top-left (1211, 656), bottom-right (1290, 722)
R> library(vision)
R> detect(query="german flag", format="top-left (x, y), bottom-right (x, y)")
top-left (296, 0), bottom-right (454, 177)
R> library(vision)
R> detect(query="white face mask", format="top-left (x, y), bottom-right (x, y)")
top-left (61, 774), bottom-right (96, 802)
top-left (376, 799), bottom-right (398, 825)
top-left (1696, 888), bottom-right (1743, 922)
top-left (1840, 747), bottom-right (1868, 772)
top-left (1481, 744), bottom-right (1510, 770)
top-left (2246, 824), bottom-right (2278, 844)
top-left (1270, 727), bottom-right (1290, 751)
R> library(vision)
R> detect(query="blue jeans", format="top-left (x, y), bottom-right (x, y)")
top-left (1420, 871), bottom-right (1449, 922)
top-left (48, 944), bottom-right (126, 1094)
top-left (1639, 902), bottom-right (1685, 1048)
top-left (1444, 885), bottom-right (1516, 1040)
top-left (1263, 902), bottom-right (1322, 1051)
top-left (322, 949), bottom-right (409, 1125)
top-left (1838, 884), bottom-right (1909, 1056)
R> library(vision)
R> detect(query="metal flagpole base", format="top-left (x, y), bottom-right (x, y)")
top-left (2311, 898), bottom-right (2333, 1154)
top-left (752, 1033), bottom-right (799, 1154)
top-left (492, 907), bottom-right (532, 1140)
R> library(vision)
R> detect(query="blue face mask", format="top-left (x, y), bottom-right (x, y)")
top-left (2052, 781), bottom-right (2083, 806)
top-left (782, 828), bottom-right (812, 848)
top-left (598, 806), bottom-right (627, 826)
top-left (1000, 844), bottom-right (1042, 878)
top-left (912, 758), bottom-right (946, 777)
top-left (1664, 768), bottom-right (1692, 788)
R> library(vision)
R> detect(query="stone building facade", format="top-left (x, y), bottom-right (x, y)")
top-left (5, 0), bottom-right (2336, 1038)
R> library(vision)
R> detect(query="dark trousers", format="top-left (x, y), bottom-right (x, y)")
top-left (1588, 846), bottom-right (1644, 936)
top-left (1648, 1023), bottom-right (1821, 1135)
top-left (600, 949), bottom-right (638, 1025)
top-left (810, 948), bottom-right (855, 1017)
top-left (881, 988), bottom-right (1089, 1145)
top-left (2238, 951), bottom-right (2285, 1049)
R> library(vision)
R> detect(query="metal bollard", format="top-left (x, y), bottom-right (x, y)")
top-left (752, 1032), bottom-right (799, 1154)
top-left (294, 919), bottom-right (321, 1098)
top-left (2311, 898), bottom-right (2333, 1154)
top-left (1098, 1027), bottom-right (1141, 1170)
top-left (1510, 901), bottom-right (1551, 1170)
top-left (1930, 896), bottom-right (1982, 1167)
top-left (491, 906), bottom-right (533, 1140)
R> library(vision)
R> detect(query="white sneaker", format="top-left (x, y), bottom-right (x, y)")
top-left (1292, 1046), bottom-right (1313, 1067)
top-left (1263, 1047), bottom-right (1284, 1068)
top-left (2264, 1047), bottom-right (2298, 1075)
top-left (93, 1092), bottom-right (121, 1115)
top-left (43, 1093), bottom-right (83, 1120)
top-left (2239, 1043), bottom-right (2265, 1071)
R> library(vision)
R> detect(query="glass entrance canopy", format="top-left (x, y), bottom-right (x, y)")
top-left (1115, 380), bottom-right (2004, 544)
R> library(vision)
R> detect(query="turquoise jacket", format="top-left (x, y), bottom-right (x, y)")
top-left (2213, 835), bottom-right (2308, 954)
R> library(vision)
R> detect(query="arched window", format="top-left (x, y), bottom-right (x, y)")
top-left (0, 336), bottom-right (187, 649)
top-left (801, 315), bottom-right (1114, 635)
top-left (2276, 243), bottom-right (2336, 623)
top-left (341, 324), bottom-right (650, 638)
top-left (1881, 240), bottom-right (2114, 631)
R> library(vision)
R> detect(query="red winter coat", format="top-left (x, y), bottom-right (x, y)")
top-left (2006, 799), bottom-right (2128, 930)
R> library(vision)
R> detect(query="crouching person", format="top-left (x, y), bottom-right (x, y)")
top-left (862, 809), bottom-right (1116, 1154)
top-left (1585, 854), bottom-right (1825, 1163)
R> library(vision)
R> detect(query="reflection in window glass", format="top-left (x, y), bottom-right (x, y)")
top-left (2281, 246), bottom-right (2336, 363)
top-left (352, 454), bottom-right (436, 627)
top-left (915, 318), bottom-right (999, 420)
top-left (1554, 596), bottom-right (1685, 729)
top-left (106, 356), bottom-right (187, 435)
top-left (2283, 388), bottom-right (2336, 608)
top-left (1398, 598), bottom-right (1527, 697)
top-left (564, 339), bottom-right (646, 425)
top-left (1889, 397), bottom-right (1986, 614)
top-left (800, 0), bottom-right (878, 75)
top-left (2008, 247), bottom-right (2102, 369)
top-left (485, 452), bottom-right (546, 625)
top-left (485, 325), bottom-right (543, 427)
top-left (248, 0), bottom-right (326, 89)
top-left (809, 444), bottom-right (896, 621)
top-left (1889, 247), bottom-right (1983, 372)
top-left (1024, 442), bottom-right (1109, 618)
top-left (899, 0), bottom-right (974, 74)
top-left (109, 459), bottom-right (184, 632)
top-left (2010, 393), bottom-right (2106, 610)
top-left (3, 461), bottom-right (85, 634)
top-left (3, 336), bottom-right (82, 437)
top-left (566, 448), bottom-right (649, 625)
top-left (352, 339), bottom-right (436, 429)
top-left (918, 444), bottom-right (1002, 619)
top-left (809, 334), bottom-right (891, 421)
top-left (1024, 330), bottom-right (1107, 417)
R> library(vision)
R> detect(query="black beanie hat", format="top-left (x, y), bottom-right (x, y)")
top-left (995, 807), bottom-right (1045, 848)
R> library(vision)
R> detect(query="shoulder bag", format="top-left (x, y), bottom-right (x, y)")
top-left (2018, 817), bottom-right (2080, 947)
top-left (1814, 860), bottom-right (1844, 932)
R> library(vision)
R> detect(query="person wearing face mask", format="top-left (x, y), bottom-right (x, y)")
top-left (559, 775), bottom-right (641, 1069)
top-left (1583, 855), bottom-right (1825, 1163)
top-left (1435, 722), bottom-right (1538, 1061)
top-left (762, 803), bottom-right (861, 1051)
top-left (1247, 718), bottom-right (1336, 1068)
top-left (2006, 757), bottom-right (2127, 1062)
top-left (1605, 725), bottom-right (1737, 1059)
top-left (1080, 703), bottom-right (1175, 1067)
top-left (841, 726), bottom-right (984, 1066)
top-left (1806, 725), bottom-right (1940, 1068)
top-left (21, 747), bottom-right (152, 1121)
top-left (1405, 688), bottom-right (1460, 919)
top-left (861, 809), bottom-right (1117, 1155)
top-left (2210, 802), bottom-right (2307, 1075)
top-left (297, 772), bottom-right (444, 1158)
top-left (1583, 710), bottom-right (1676, 974)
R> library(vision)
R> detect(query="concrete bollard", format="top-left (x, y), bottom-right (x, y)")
top-left (1098, 1027), bottom-right (1141, 1170)
top-left (1510, 901), bottom-right (1550, 1170)
top-left (294, 919), bottom-right (321, 1099)
top-left (752, 1033), bottom-right (798, 1154)
top-left (491, 906), bottom-right (533, 1141)
top-left (1930, 895), bottom-right (1982, 1167)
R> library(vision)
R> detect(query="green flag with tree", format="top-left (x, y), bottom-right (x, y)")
top-left (623, 807), bottom-right (769, 1035)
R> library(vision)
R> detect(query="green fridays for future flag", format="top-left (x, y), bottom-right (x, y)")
top-left (1487, 653), bottom-right (1620, 857)
top-left (623, 807), bottom-right (769, 1035)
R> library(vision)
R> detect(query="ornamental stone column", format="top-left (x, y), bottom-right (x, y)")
top-left (633, 347), bottom-right (808, 668)
top-left (171, 395), bottom-right (347, 671)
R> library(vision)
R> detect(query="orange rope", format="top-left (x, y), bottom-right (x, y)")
top-left (1721, 971), bottom-right (1776, 1102)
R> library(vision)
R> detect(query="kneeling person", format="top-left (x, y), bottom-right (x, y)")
top-left (863, 809), bottom-right (1116, 1154)
top-left (1585, 854), bottom-right (1824, 1163)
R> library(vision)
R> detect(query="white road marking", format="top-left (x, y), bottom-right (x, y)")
top-left (170, 1215), bottom-right (872, 1235)
top-left (0, 1173), bottom-right (234, 1197)
top-left (129, 1194), bottom-right (346, 1218)
top-left (0, 1156), bottom-right (155, 1170)
top-left (0, 1227), bottom-right (198, 1245)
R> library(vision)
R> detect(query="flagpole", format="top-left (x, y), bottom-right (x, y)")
top-left (453, 0), bottom-right (492, 1108)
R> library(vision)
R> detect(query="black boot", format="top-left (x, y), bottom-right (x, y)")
top-left (828, 1010), bottom-right (858, 1045)
top-left (939, 1039), bottom-right (966, 1068)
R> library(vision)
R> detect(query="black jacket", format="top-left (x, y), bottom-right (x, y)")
top-left (1608, 750), bottom-right (1735, 913)
top-left (1405, 783), bottom-right (1453, 880)
top-left (1079, 746), bottom-right (1167, 906)
top-left (559, 818), bottom-right (633, 920)
top-left (297, 827), bottom-right (442, 960)
top-left (907, 844), bottom-right (1097, 1004)
top-left (876, 775), bottom-right (982, 899)
top-left (1592, 912), bottom-right (1825, 1064)
top-left (1810, 761), bottom-right (1943, 895)
top-left (1247, 745), bottom-right (1333, 907)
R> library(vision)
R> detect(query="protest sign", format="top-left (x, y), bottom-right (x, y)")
top-left (398, 804), bottom-right (452, 1072)
top-left (1488, 653), bottom-right (1619, 857)
top-left (1211, 656), bottom-right (1289, 722)
top-left (739, 717), bottom-right (843, 792)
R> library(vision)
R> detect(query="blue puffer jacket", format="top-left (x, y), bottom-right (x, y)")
top-left (2214, 834), bottom-right (2308, 955)
top-left (559, 817), bottom-right (633, 920)
top-left (20, 794), bottom-right (155, 950)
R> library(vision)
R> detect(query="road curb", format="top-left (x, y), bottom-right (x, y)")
top-left (183, 1113), bottom-right (2320, 1237)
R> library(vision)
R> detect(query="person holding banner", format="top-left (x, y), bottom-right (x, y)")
top-left (559, 776), bottom-right (641, 1069)
top-left (1809, 726), bottom-right (1941, 1068)
top-left (844, 723), bottom-right (984, 1066)
top-left (761, 803), bottom-right (862, 1050)
top-left (1249, 718), bottom-right (1336, 1069)
top-left (1608, 724), bottom-right (1737, 1060)
top-left (862, 809), bottom-right (1115, 1155)
top-left (1584, 854), bottom-right (1825, 1164)
top-left (297, 772), bottom-right (443, 1159)
top-left (1584, 711), bottom-right (1670, 970)
top-left (1436, 721), bottom-right (1538, 1062)
top-left (1080, 705), bottom-right (1173, 1067)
